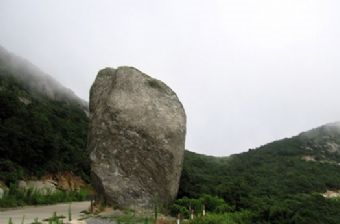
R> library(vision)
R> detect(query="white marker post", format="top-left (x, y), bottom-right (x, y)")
top-left (190, 209), bottom-right (194, 220)
top-left (177, 214), bottom-right (180, 224)
top-left (202, 204), bottom-right (206, 216)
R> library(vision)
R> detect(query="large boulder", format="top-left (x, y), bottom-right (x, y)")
top-left (88, 67), bottom-right (186, 209)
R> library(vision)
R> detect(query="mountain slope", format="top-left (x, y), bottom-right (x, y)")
top-left (0, 45), bottom-right (88, 112)
top-left (179, 123), bottom-right (340, 223)
top-left (0, 46), bottom-right (90, 184)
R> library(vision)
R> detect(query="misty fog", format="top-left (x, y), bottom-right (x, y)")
top-left (1, 0), bottom-right (340, 155)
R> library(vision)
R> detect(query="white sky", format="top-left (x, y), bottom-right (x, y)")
top-left (1, 0), bottom-right (340, 156)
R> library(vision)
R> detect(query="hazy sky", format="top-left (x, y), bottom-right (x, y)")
top-left (1, 0), bottom-right (340, 156)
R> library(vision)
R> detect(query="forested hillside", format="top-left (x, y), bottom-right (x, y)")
top-left (0, 47), bottom-right (90, 184)
top-left (179, 123), bottom-right (340, 223)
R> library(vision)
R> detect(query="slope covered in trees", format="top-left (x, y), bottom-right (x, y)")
top-left (0, 47), bottom-right (90, 184)
top-left (179, 123), bottom-right (340, 223)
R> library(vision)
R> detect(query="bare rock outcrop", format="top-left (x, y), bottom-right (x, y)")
top-left (18, 180), bottom-right (57, 195)
top-left (88, 67), bottom-right (186, 209)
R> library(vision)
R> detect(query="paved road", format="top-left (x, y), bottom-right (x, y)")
top-left (0, 201), bottom-right (90, 224)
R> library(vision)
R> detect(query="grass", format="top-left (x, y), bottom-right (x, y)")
top-left (103, 209), bottom-right (156, 224)
top-left (31, 218), bottom-right (43, 224)
top-left (68, 204), bottom-right (72, 221)
top-left (184, 211), bottom-right (253, 224)
top-left (43, 212), bottom-right (65, 224)
top-left (6, 212), bottom-right (67, 224)
top-left (21, 215), bottom-right (25, 224)
top-left (7, 218), bottom-right (13, 224)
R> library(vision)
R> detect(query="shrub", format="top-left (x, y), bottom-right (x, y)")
top-left (170, 195), bottom-right (233, 218)
top-left (187, 213), bottom-right (235, 224)
top-left (199, 194), bottom-right (234, 213)
top-left (186, 212), bottom-right (253, 224)
top-left (170, 204), bottom-right (190, 218)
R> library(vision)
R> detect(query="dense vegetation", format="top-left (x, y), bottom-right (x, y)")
top-left (0, 67), bottom-right (90, 184)
top-left (178, 124), bottom-right (340, 223)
